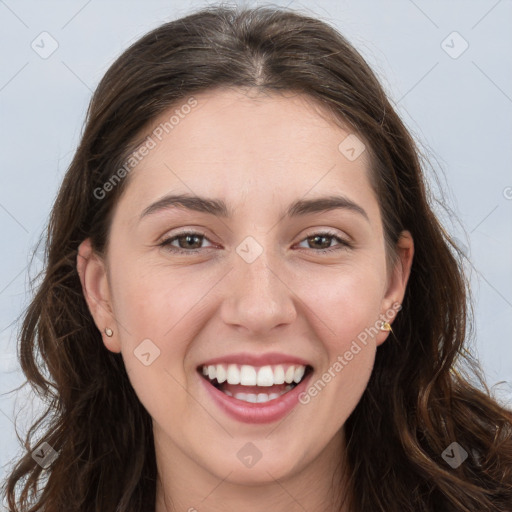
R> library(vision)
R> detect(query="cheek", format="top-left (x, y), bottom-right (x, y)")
top-left (109, 253), bottom-right (209, 340)
top-left (297, 261), bottom-right (385, 346)
top-left (106, 255), bottom-right (205, 403)
top-left (110, 270), bottom-right (206, 425)
top-left (294, 262), bottom-right (384, 405)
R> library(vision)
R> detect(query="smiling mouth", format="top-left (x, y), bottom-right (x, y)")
top-left (198, 363), bottom-right (314, 404)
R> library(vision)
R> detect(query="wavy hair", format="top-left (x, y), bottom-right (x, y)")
top-left (2, 5), bottom-right (512, 511)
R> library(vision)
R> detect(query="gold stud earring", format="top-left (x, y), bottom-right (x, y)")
top-left (379, 321), bottom-right (392, 333)
top-left (104, 327), bottom-right (113, 337)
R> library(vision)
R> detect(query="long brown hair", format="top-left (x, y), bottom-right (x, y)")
top-left (2, 5), bottom-right (511, 511)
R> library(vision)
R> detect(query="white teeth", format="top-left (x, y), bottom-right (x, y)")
top-left (273, 365), bottom-right (285, 384)
top-left (284, 366), bottom-right (295, 384)
top-left (293, 365), bottom-right (305, 383)
top-left (227, 364), bottom-right (240, 385)
top-left (256, 365), bottom-right (274, 386)
top-left (216, 364), bottom-right (227, 383)
top-left (202, 363), bottom-right (308, 386)
top-left (231, 385), bottom-right (293, 403)
top-left (240, 365), bottom-right (257, 385)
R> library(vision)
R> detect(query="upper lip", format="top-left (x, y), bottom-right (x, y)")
top-left (197, 352), bottom-right (313, 369)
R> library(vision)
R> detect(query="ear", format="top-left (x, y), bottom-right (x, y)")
top-left (77, 238), bottom-right (121, 353)
top-left (376, 230), bottom-right (414, 346)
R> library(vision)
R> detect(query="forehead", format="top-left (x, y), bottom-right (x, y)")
top-left (116, 87), bottom-right (377, 220)
top-left (142, 87), bottom-right (361, 161)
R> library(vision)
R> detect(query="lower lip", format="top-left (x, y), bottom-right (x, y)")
top-left (199, 371), bottom-right (313, 424)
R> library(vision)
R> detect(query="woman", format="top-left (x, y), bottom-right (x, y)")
top-left (2, 5), bottom-right (511, 512)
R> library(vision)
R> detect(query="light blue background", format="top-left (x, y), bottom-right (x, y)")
top-left (1, 0), bottom-right (511, 497)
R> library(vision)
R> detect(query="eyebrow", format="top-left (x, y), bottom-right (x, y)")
top-left (139, 193), bottom-right (369, 222)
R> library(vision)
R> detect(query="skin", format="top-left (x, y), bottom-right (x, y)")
top-left (77, 87), bottom-right (414, 512)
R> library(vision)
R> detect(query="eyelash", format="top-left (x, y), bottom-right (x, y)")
top-left (158, 230), bottom-right (352, 255)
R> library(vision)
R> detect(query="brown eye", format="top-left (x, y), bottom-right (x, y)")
top-left (306, 234), bottom-right (334, 250)
top-left (297, 231), bottom-right (352, 254)
top-left (175, 234), bottom-right (203, 249)
top-left (159, 231), bottom-right (214, 254)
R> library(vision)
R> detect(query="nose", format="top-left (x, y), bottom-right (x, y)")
top-left (219, 244), bottom-right (297, 335)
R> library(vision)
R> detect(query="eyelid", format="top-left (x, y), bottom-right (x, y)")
top-left (158, 227), bottom-right (353, 255)
top-left (158, 229), bottom-right (215, 254)
top-left (295, 229), bottom-right (353, 252)
top-left (300, 227), bottom-right (352, 244)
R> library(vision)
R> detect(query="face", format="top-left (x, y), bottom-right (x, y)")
top-left (78, 88), bottom-right (413, 489)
